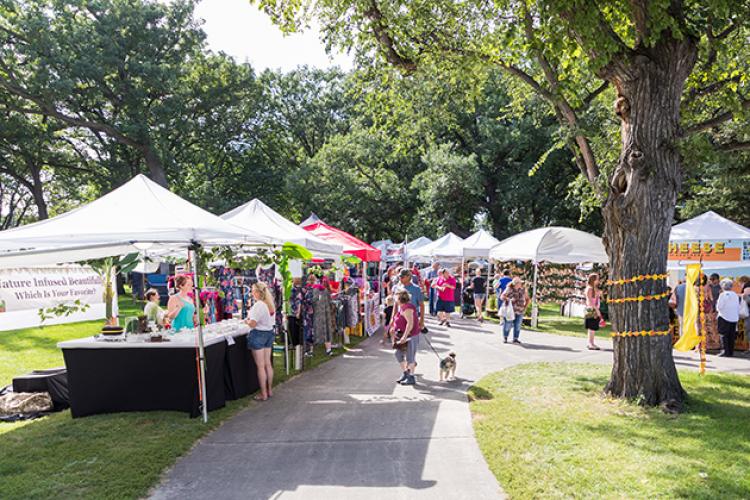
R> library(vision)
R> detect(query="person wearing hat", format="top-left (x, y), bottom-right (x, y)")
top-left (500, 276), bottom-right (529, 343)
top-left (390, 269), bottom-right (425, 333)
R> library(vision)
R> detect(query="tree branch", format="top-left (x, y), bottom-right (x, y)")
top-left (682, 98), bottom-right (750, 135)
top-left (716, 140), bottom-right (750, 152)
top-left (0, 76), bottom-right (147, 153)
top-left (576, 82), bottom-right (609, 112)
top-left (683, 75), bottom-right (741, 105)
top-left (627, 0), bottom-right (649, 45)
top-left (363, 1), bottom-right (417, 72)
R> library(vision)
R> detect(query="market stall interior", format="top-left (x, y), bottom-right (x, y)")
top-left (488, 227), bottom-right (609, 327)
top-left (0, 174), bottom-right (274, 422)
top-left (668, 211), bottom-right (750, 352)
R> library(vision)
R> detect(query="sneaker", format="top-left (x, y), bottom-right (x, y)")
top-left (503, 337), bottom-right (508, 343)
top-left (400, 375), bottom-right (416, 386)
top-left (396, 371), bottom-right (409, 383)
top-left (326, 349), bottom-right (334, 356)
top-left (446, 322), bottom-right (451, 328)
top-left (512, 339), bottom-right (521, 344)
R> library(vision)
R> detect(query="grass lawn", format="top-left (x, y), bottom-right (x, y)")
top-left (0, 295), bottom-right (366, 499)
top-left (479, 302), bottom-right (613, 339)
top-left (469, 363), bottom-right (750, 499)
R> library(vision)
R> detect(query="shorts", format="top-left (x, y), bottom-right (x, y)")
top-left (395, 334), bottom-right (420, 364)
top-left (436, 299), bottom-right (454, 313)
top-left (584, 317), bottom-right (600, 331)
top-left (247, 329), bottom-right (274, 350)
top-left (473, 293), bottom-right (486, 301)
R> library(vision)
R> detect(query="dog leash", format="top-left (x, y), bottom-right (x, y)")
top-left (421, 331), bottom-right (443, 361)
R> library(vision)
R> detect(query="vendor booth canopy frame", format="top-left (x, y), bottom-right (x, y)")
top-left (221, 199), bottom-right (343, 258)
top-left (462, 229), bottom-right (502, 258)
top-left (668, 211), bottom-right (750, 270)
top-left (409, 232), bottom-right (465, 263)
top-left (489, 226), bottom-right (608, 327)
top-left (302, 220), bottom-right (381, 262)
top-left (489, 226), bottom-right (608, 265)
top-left (0, 174), bottom-right (273, 424)
top-left (0, 174), bottom-right (270, 267)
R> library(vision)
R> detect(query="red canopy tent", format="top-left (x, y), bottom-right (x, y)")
top-left (302, 221), bottom-right (381, 262)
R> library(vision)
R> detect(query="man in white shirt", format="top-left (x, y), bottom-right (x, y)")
top-left (715, 278), bottom-right (740, 357)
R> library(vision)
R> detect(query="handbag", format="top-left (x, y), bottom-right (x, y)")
top-left (392, 330), bottom-right (408, 351)
top-left (584, 307), bottom-right (599, 320)
top-left (499, 300), bottom-right (515, 321)
top-left (739, 296), bottom-right (749, 320)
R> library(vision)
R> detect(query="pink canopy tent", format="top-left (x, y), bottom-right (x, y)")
top-left (302, 221), bottom-right (381, 262)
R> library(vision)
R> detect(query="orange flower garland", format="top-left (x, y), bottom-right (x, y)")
top-left (606, 274), bottom-right (668, 286)
top-left (611, 330), bottom-right (671, 338)
top-left (605, 291), bottom-right (670, 304)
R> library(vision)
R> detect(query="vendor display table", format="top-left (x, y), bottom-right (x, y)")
top-left (59, 324), bottom-right (259, 418)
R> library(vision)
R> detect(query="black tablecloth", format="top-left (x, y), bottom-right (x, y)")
top-left (224, 335), bottom-right (260, 400)
top-left (62, 333), bottom-right (259, 418)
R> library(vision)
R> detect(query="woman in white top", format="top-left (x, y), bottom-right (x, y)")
top-left (245, 282), bottom-right (276, 401)
top-left (715, 278), bottom-right (740, 357)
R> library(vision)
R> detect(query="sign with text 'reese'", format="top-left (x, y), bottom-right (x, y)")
top-left (0, 266), bottom-right (115, 331)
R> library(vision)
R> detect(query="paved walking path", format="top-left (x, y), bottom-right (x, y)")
top-left (151, 317), bottom-right (749, 500)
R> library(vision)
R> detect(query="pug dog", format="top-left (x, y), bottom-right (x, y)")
top-left (439, 352), bottom-right (457, 381)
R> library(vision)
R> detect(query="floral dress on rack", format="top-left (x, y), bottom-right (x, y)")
top-left (302, 286), bottom-right (315, 347)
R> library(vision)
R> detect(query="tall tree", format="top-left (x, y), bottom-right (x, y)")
top-left (256, 0), bottom-right (750, 410)
top-left (0, 174), bottom-right (32, 229)
top-left (294, 125), bottom-right (417, 241)
top-left (0, 0), bottom-right (206, 186)
top-left (0, 100), bottom-right (97, 219)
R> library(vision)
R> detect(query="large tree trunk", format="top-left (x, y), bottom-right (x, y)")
top-left (28, 161), bottom-right (49, 220)
top-left (142, 147), bottom-right (168, 187)
top-left (602, 39), bottom-right (697, 412)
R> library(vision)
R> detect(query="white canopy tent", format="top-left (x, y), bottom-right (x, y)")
top-left (668, 211), bottom-right (750, 271)
top-left (489, 227), bottom-right (608, 326)
top-left (409, 232), bottom-right (465, 263)
top-left (461, 230), bottom-right (502, 297)
top-left (0, 174), bottom-right (270, 267)
top-left (462, 229), bottom-right (501, 258)
top-left (0, 174), bottom-right (270, 423)
top-left (221, 199), bottom-right (343, 258)
top-left (406, 236), bottom-right (432, 251)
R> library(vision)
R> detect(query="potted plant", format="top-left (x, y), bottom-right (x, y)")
top-left (88, 253), bottom-right (140, 325)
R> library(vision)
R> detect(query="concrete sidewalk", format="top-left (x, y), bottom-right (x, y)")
top-left (151, 317), bottom-right (749, 500)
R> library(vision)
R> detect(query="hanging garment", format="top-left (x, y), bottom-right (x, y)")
top-left (302, 286), bottom-right (315, 345)
top-left (216, 267), bottom-right (238, 315)
top-left (342, 287), bottom-right (360, 327)
top-left (312, 288), bottom-right (335, 344)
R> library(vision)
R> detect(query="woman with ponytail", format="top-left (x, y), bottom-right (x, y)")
top-left (245, 282), bottom-right (276, 401)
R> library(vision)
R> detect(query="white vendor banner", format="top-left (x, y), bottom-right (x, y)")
top-left (0, 265), bottom-right (115, 331)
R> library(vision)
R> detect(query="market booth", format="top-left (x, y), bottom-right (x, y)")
top-left (461, 229), bottom-right (502, 299)
top-left (0, 175), bottom-right (273, 421)
top-left (302, 219), bottom-right (382, 337)
top-left (668, 211), bottom-right (750, 350)
top-left (489, 227), bottom-right (609, 326)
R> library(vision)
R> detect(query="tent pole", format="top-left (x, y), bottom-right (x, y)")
top-left (191, 245), bottom-right (209, 424)
top-left (531, 261), bottom-right (539, 328)
top-left (486, 260), bottom-right (492, 298)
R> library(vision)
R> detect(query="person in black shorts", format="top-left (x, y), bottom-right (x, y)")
top-left (470, 268), bottom-right (486, 322)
